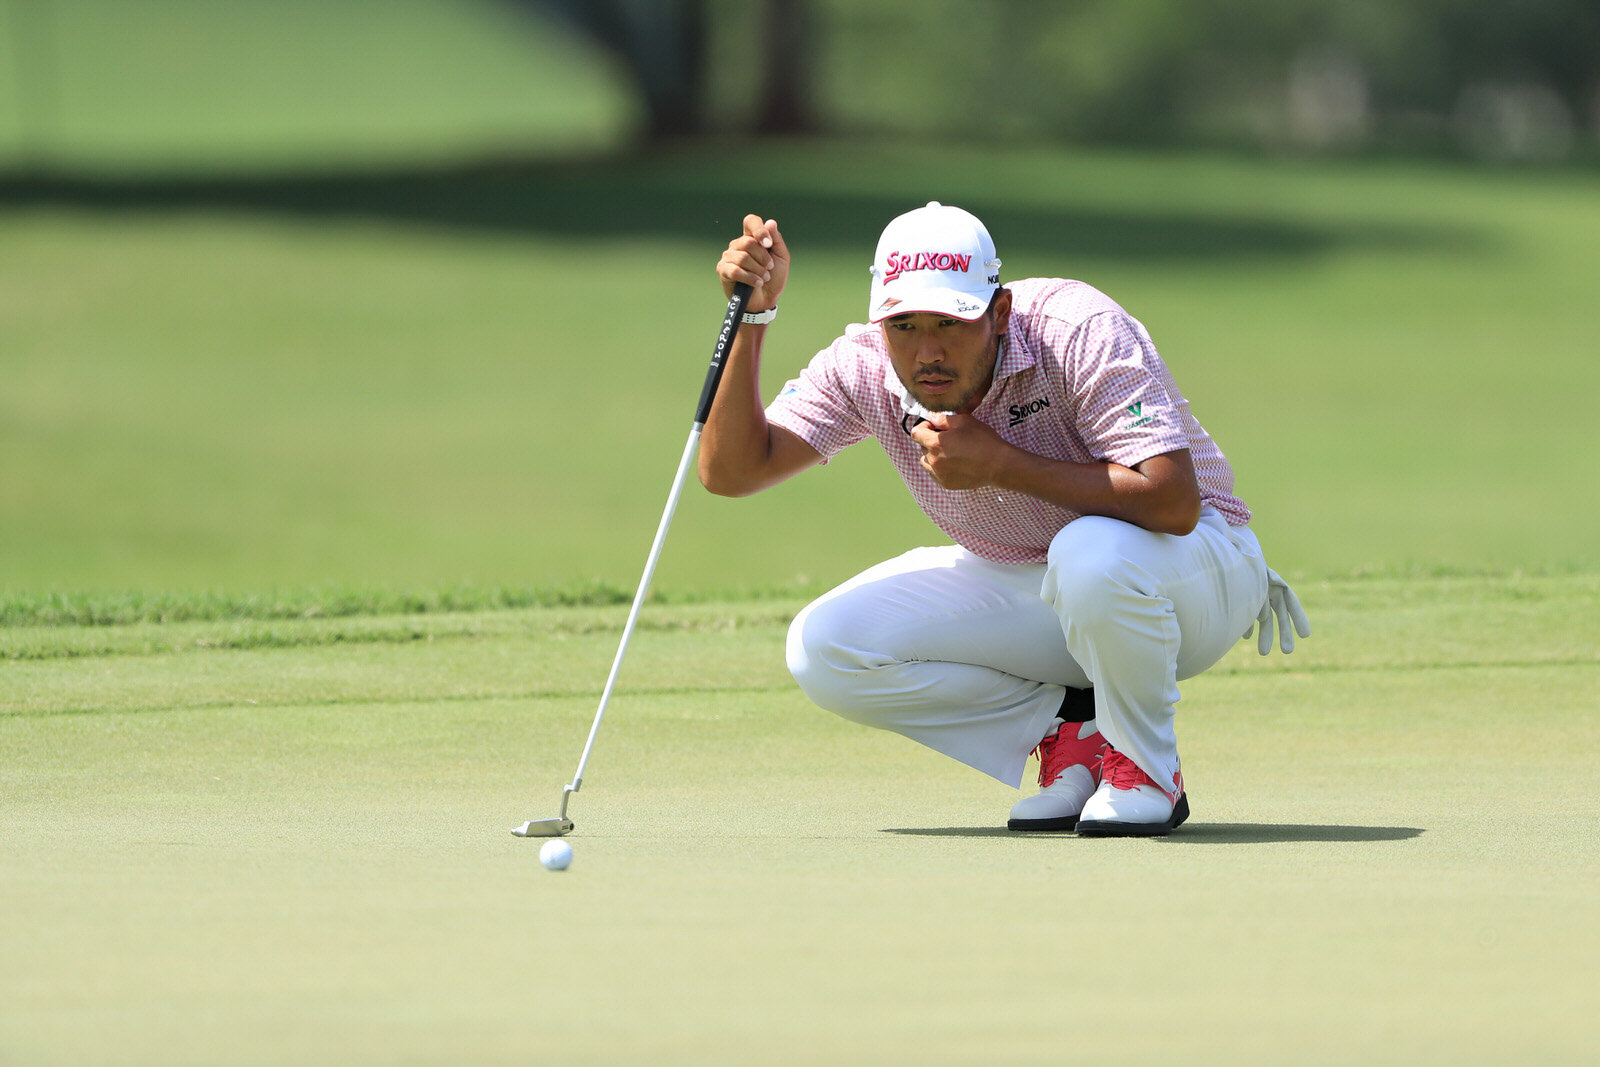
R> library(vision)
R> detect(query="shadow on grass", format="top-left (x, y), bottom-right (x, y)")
top-left (0, 152), bottom-right (1485, 264)
top-left (884, 824), bottom-right (1425, 842)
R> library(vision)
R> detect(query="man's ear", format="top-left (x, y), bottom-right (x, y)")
top-left (992, 287), bottom-right (1013, 334)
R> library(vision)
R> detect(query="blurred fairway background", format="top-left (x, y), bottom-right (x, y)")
top-left (3, 0), bottom-right (1596, 603)
top-left (4, 5), bottom-right (1599, 1066)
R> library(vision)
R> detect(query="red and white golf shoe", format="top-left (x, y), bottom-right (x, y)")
top-left (1075, 748), bottom-right (1190, 837)
top-left (1007, 720), bottom-right (1110, 831)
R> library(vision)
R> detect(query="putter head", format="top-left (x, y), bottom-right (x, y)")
top-left (511, 818), bottom-right (574, 838)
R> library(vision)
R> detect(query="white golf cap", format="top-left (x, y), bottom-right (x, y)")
top-left (867, 202), bottom-right (1001, 323)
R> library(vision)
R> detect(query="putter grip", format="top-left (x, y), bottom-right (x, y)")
top-left (694, 282), bottom-right (753, 425)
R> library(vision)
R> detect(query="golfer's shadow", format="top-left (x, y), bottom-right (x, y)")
top-left (883, 824), bottom-right (1425, 843)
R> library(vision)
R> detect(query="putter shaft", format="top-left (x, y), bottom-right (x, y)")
top-left (513, 284), bottom-right (753, 838)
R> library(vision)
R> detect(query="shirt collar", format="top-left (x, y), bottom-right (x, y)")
top-left (992, 326), bottom-right (1038, 383)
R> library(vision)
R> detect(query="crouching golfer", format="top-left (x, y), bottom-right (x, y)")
top-left (701, 203), bottom-right (1308, 835)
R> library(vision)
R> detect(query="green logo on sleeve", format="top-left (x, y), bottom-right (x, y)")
top-left (1126, 402), bottom-right (1155, 428)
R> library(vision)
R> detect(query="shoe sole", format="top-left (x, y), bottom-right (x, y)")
top-left (1075, 793), bottom-right (1190, 837)
top-left (1006, 815), bottom-right (1078, 832)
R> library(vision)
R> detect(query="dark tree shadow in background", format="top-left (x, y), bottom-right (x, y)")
top-left (0, 154), bottom-right (1488, 266)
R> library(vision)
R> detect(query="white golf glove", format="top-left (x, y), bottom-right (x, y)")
top-left (1249, 567), bottom-right (1311, 655)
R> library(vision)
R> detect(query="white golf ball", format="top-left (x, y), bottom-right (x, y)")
top-left (539, 839), bottom-right (573, 871)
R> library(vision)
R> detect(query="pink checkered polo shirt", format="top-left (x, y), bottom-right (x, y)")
top-left (765, 277), bottom-right (1250, 565)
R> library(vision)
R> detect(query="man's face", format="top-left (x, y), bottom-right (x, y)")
top-left (881, 290), bottom-right (1011, 414)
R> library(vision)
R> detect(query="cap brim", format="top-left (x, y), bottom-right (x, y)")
top-left (868, 285), bottom-right (995, 324)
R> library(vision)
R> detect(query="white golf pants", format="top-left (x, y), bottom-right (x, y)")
top-left (785, 508), bottom-right (1269, 794)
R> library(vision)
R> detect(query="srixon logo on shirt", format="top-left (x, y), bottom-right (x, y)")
top-left (882, 251), bottom-right (972, 282)
top-left (1009, 397), bottom-right (1050, 426)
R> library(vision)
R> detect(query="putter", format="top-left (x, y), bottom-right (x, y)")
top-left (513, 282), bottom-right (753, 838)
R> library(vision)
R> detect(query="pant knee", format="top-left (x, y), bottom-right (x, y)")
top-left (785, 600), bottom-right (864, 715)
top-left (1044, 517), bottom-right (1150, 623)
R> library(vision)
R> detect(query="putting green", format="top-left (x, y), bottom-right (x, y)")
top-left (4, 576), bottom-right (1596, 1064)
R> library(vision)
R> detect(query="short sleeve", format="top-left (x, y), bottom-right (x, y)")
top-left (1064, 311), bottom-right (1191, 467)
top-left (764, 340), bottom-right (874, 460)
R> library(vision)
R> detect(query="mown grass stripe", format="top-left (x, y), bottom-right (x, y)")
top-left (0, 604), bottom-right (804, 662)
top-left (1207, 655), bottom-right (1600, 676)
top-left (2, 682), bottom-right (798, 720)
top-left (4, 567), bottom-right (1591, 631)
top-left (0, 584), bottom-right (635, 627)
top-left (0, 582), bottom-right (824, 628)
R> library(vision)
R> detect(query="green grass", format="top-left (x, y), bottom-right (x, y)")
top-left (0, 582), bottom-right (649, 632)
top-left (4, 574), bottom-right (1597, 1064)
top-left (0, 0), bottom-right (636, 169)
top-left (4, 145), bottom-right (1599, 599)
top-left (4, 9), bottom-right (1600, 1060)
